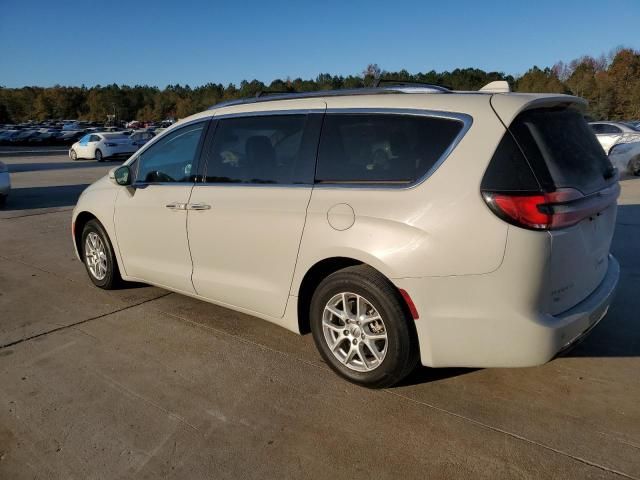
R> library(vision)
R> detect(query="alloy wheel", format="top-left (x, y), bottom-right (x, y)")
top-left (84, 232), bottom-right (108, 280)
top-left (322, 292), bottom-right (388, 372)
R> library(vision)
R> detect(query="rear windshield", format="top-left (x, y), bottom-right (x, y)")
top-left (509, 108), bottom-right (614, 195)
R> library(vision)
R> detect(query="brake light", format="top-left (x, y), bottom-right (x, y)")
top-left (489, 194), bottom-right (550, 229)
top-left (482, 184), bottom-right (619, 230)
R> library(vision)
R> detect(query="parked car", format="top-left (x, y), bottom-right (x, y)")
top-left (0, 130), bottom-right (20, 144)
top-left (609, 141), bottom-right (640, 175)
top-left (72, 83), bottom-right (620, 387)
top-left (0, 160), bottom-right (10, 207)
top-left (129, 130), bottom-right (155, 150)
top-left (69, 133), bottom-right (136, 161)
top-left (589, 121), bottom-right (640, 154)
top-left (57, 130), bottom-right (86, 145)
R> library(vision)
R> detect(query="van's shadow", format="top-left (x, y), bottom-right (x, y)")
top-left (563, 203), bottom-right (640, 359)
top-left (2, 184), bottom-right (89, 210)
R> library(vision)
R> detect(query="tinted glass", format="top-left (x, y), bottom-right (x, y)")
top-left (595, 124), bottom-right (622, 134)
top-left (315, 114), bottom-right (463, 184)
top-left (205, 115), bottom-right (307, 184)
top-left (509, 108), bottom-right (614, 194)
top-left (136, 122), bottom-right (205, 183)
top-left (481, 132), bottom-right (540, 192)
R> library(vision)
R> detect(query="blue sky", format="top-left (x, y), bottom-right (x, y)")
top-left (1, 0), bottom-right (639, 88)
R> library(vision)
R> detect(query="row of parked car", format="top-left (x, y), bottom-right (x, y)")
top-left (589, 120), bottom-right (640, 175)
top-left (0, 120), bottom-right (168, 147)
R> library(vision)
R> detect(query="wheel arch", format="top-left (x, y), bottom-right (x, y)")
top-left (296, 257), bottom-right (416, 336)
top-left (73, 211), bottom-right (98, 257)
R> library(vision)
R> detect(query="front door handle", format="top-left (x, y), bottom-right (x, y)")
top-left (187, 203), bottom-right (211, 211)
top-left (165, 202), bottom-right (187, 210)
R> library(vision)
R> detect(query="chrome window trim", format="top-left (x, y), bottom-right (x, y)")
top-left (314, 108), bottom-right (473, 191)
top-left (195, 107), bottom-right (472, 190)
top-left (211, 108), bottom-right (325, 120)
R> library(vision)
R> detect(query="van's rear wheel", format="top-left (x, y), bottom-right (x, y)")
top-left (310, 265), bottom-right (418, 388)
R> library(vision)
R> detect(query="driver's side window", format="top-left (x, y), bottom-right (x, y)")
top-left (136, 122), bottom-right (206, 184)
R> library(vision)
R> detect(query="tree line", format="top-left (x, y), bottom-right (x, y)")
top-left (1, 47), bottom-right (638, 124)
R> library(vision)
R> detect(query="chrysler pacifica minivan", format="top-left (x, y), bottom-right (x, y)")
top-left (72, 81), bottom-right (619, 387)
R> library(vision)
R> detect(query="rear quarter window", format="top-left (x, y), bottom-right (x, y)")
top-left (315, 113), bottom-right (464, 184)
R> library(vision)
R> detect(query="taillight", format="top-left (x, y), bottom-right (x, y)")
top-left (482, 184), bottom-right (619, 230)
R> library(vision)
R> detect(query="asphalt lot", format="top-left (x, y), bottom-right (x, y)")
top-left (0, 152), bottom-right (639, 479)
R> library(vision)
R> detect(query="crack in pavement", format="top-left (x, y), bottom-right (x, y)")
top-left (382, 390), bottom-right (638, 480)
top-left (0, 207), bottom-right (73, 220)
top-left (0, 292), bottom-right (172, 350)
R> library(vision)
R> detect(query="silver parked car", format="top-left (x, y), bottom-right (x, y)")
top-left (589, 121), bottom-right (640, 154)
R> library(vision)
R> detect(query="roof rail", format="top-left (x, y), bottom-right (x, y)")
top-left (208, 84), bottom-right (451, 110)
top-left (373, 78), bottom-right (451, 91)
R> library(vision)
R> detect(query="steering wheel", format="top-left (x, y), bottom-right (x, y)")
top-left (145, 170), bottom-right (175, 183)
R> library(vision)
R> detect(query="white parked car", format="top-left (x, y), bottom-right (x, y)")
top-left (69, 133), bottom-right (137, 162)
top-left (72, 83), bottom-right (620, 387)
top-left (589, 121), bottom-right (640, 154)
top-left (0, 160), bottom-right (10, 206)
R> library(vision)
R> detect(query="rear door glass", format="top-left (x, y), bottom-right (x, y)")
top-left (508, 108), bottom-right (614, 195)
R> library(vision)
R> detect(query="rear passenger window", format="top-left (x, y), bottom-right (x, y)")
top-left (205, 115), bottom-right (308, 184)
top-left (315, 114), bottom-right (464, 184)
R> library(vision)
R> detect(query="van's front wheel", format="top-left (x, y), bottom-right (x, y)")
top-left (310, 265), bottom-right (418, 388)
top-left (81, 220), bottom-right (121, 289)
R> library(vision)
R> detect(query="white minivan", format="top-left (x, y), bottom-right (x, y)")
top-left (72, 83), bottom-right (620, 387)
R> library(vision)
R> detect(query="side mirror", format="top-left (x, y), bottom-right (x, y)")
top-left (109, 165), bottom-right (132, 186)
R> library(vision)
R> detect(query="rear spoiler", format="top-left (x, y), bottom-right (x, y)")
top-left (490, 93), bottom-right (588, 127)
top-left (479, 81), bottom-right (510, 93)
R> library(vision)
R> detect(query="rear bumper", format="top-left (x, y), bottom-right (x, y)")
top-left (394, 254), bottom-right (619, 368)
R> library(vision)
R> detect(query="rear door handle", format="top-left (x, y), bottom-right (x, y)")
top-left (187, 203), bottom-right (211, 211)
top-left (165, 202), bottom-right (187, 210)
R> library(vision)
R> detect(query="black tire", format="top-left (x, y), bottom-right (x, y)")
top-left (310, 265), bottom-right (419, 388)
top-left (629, 156), bottom-right (640, 176)
top-left (81, 219), bottom-right (121, 289)
top-left (95, 149), bottom-right (103, 162)
top-left (0, 195), bottom-right (6, 208)
top-left (70, 149), bottom-right (78, 161)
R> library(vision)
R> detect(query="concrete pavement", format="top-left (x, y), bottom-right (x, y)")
top-left (0, 153), bottom-right (638, 479)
